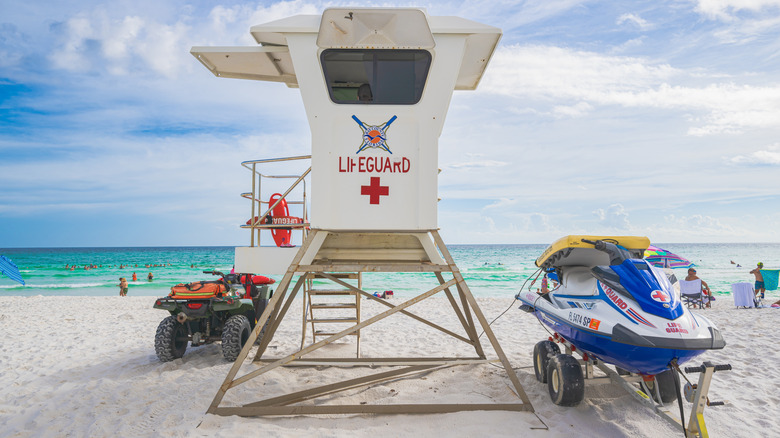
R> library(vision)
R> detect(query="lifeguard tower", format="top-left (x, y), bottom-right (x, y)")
top-left (192, 7), bottom-right (533, 416)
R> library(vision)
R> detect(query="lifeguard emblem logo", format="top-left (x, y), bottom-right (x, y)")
top-left (352, 115), bottom-right (397, 154)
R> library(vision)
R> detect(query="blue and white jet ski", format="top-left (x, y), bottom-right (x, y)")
top-left (516, 236), bottom-right (726, 376)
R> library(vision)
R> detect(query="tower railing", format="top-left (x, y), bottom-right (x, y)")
top-left (240, 155), bottom-right (311, 247)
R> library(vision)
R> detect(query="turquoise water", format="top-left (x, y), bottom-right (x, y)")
top-left (1, 244), bottom-right (779, 298)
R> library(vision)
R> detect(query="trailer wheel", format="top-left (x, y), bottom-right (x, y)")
top-left (155, 316), bottom-right (188, 362)
top-left (533, 340), bottom-right (561, 383)
top-left (645, 369), bottom-right (679, 404)
top-left (221, 315), bottom-right (251, 362)
top-left (547, 354), bottom-right (585, 406)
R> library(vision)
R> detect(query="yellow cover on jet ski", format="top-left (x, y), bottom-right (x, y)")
top-left (536, 235), bottom-right (650, 269)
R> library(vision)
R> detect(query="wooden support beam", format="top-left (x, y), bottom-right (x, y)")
top-left (245, 365), bottom-right (438, 407)
top-left (297, 264), bottom-right (448, 272)
top-left (213, 403), bottom-right (533, 416)
top-left (256, 357), bottom-right (489, 366)
top-left (229, 277), bottom-right (458, 389)
top-left (319, 272), bottom-right (472, 344)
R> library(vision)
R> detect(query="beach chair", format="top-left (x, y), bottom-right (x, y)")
top-left (679, 279), bottom-right (705, 309)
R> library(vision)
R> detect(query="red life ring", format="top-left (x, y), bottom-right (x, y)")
top-left (269, 193), bottom-right (292, 247)
top-left (245, 193), bottom-right (302, 247)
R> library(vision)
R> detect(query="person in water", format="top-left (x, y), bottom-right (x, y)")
top-left (147, 272), bottom-right (154, 281)
top-left (132, 272), bottom-right (137, 281)
top-left (685, 268), bottom-right (713, 308)
top-left (118, 277), bottom-right (128, 296)
top-left (750, 262), bottom-right (765, 299)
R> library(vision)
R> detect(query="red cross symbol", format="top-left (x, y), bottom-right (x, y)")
top-left (651, 290), bottom-right (668, 302)
top-left (361, 177), bottom-right (389, 204)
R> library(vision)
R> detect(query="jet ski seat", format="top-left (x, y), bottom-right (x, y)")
top-left (556, 266), bottom-right (598, 296)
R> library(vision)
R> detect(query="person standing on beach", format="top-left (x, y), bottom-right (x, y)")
top-left (118, 278), bottom-right (128, 296)
top-left (750, 262), bottom-right (765, 299)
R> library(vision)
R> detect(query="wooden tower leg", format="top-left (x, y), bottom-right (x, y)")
top-left (431, 230), bottom-right (533, 406)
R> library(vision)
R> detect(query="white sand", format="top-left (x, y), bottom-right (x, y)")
top-left (0, 295), bottom-right (777, 437)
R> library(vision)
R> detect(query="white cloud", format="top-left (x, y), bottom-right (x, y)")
top-left (49, 12), bottom-right (191, 78)
top-left (0, 23), bottom-right (29, 68)
top-left (485, 45), bottom-right (679, 101)
top-left (47, 2), bottom-right (325, 78)
top-left (729, 143), bottom-right (780, 165)
top-left (695, 0), bottom-right (780, 20)
top-left (247, 0), bottom-right (321, 26)
top-left (658, 213), bottom-right (736, 236)
top-left (49, 15), bottom-right (94, 70)
top-left (483, 45), bottom-right (780, 134)
top-left (447, 160), bottom-right (510, 170)
top-left (595, 204), bottom-right (631, 230)
top-left (617, 13), bottom-right (653, 30)
top-left (552, 101), bottom-right (593, 118)
top-left (459, 0), bottom-right (589, 29)
top-left (483, 198), bottom-right (519, 211)
top-left (529, 212), bottom-right (553, 232)
top-left (208, 5), bottom-right (240, 33)
top-left (135, 21), bottom-right (190, 77)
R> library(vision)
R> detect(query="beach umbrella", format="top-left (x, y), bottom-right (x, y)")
top-left (0, 255), bottom-right (25, 285)
top-left (643, 245), bottom-right (694, 269)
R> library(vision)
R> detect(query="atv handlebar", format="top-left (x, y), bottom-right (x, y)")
top-left (203, 270), bottom-right (224, 276)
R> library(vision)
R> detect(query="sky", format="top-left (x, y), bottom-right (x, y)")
top-left (2, 0), bottom-right (780, 247)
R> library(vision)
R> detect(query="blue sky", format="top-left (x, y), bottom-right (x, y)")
top-left (2, 0), bottom-right (780, 247)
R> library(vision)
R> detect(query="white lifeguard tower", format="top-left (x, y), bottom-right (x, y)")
top-left (192, 8), bottom-right (533, 416)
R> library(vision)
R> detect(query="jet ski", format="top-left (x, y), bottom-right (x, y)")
top-left (516, 236), bottom-right (726, 378)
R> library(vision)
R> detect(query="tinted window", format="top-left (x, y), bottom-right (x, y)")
top-left (321, 49), bottom-right (431, 105)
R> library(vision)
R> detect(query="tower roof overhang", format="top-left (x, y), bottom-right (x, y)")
top-left (191, 8), bottom-right (501, 90)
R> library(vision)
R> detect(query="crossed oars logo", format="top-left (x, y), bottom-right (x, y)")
top-left (352, 115), bottom-right (397, 154)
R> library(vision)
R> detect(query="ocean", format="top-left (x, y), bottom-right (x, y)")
top-left (1, 244), bottom-right (779, 299)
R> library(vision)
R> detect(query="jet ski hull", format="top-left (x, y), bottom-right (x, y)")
top-left (524, 300), bottom-right (722, 375)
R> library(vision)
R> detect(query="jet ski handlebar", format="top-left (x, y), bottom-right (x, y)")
top-left (580, 238), bottom-right (633, 265)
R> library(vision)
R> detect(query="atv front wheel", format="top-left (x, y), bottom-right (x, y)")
top-left (222, 314), bottom-right (251, 362)
top-left (155, 316), bottom-right (188, 362)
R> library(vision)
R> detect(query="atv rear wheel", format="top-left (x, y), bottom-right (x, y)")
top-left (547, 354), bottom-right (585, 406)
top-left (533, 340), bottom-right (560, 383)
top-left (222, 314), bottom-right (251, 362)
top-left (155, 316), bottom-right (188, 362)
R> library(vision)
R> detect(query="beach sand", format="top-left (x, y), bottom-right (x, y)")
top-left (0, 295), bottom-right (777, 437)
